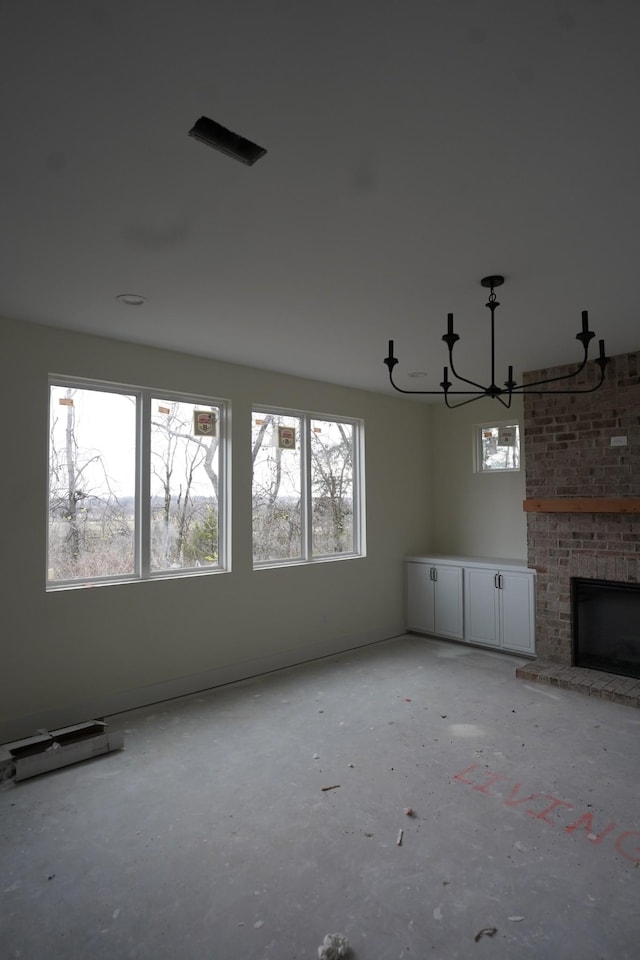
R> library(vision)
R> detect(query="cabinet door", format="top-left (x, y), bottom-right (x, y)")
top-left (433, 565), bottom-right (464, 639)
top-left (499, 571), bottom-right (535, 654)
top-left (406, 563), bottom-right (435, 633)
top-left (464, 567), bottom-right (500, 647)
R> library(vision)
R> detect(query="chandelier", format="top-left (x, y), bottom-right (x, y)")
top-left (384, 276), bottom-right (609, 408)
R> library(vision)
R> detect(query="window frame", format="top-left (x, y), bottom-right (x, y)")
top-left (474, 419), bottom-right (521, 474)
top-left (251, 405), bottom-right (365, 569)
top-left (47, 375), bottom-right (230, 590)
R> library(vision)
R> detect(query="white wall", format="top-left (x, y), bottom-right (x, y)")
top-left (0, 317), bottom-right (433, 742)
top-left (428, 396), bottom-right (527, 559)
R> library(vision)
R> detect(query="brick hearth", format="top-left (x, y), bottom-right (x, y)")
top-left (515, 660), bottom-right (640, 708)
top-left (523, 350), bottom-right (640, 679)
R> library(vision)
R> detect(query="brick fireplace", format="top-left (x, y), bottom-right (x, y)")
top-left (516, 351), bottom-right (640, 704)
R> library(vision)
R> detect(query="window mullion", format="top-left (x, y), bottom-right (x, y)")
top-left (352, 422), bottom-right (362, 555)
top-left (138, 392), bottom-right (151, 578)
top-left (217, 400), bottom-right (229, 571)
top-left (301, 416), bottom-right (312, 560)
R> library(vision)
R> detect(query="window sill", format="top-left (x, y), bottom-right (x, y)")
top-left (46, 567), bottom-right (229, 591)
top-left (253, 554), bottom-right (364, 572)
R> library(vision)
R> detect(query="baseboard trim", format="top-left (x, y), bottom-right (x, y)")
top-left (1, 625), bottom-right (406, 744)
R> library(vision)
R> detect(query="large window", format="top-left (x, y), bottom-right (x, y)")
top-left (251, 409), bottom-right (364, 565)
top-left (48, 379), bottom-right (227, 587)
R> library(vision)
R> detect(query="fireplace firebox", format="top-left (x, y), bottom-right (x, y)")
top-left (572, 578), bottom-right (640, 680)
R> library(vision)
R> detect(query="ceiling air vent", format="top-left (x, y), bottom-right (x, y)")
top-left (188, 116), bottom-right (267, 166)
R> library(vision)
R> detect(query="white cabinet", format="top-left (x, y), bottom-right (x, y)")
top-left (406, 555), bottom-right (536, 656)
top-left (464, 566), bottom-right (535, 655)
top-left (406, 561), bottom-right (463, 640)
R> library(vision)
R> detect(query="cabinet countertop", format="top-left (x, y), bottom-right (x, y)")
top-left (406, 554), bottom-right (535, 574)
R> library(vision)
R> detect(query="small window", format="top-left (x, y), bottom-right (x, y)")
top-left (475, 422), bottom-right (520, 472)
top-left (251, 408), bottom-right (364, 566)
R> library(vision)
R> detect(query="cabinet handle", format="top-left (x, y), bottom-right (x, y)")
top-left (494, 573), bottom-right (499, 589)
top-left (433, 568), bottom-right (438, 582)
top-left (499, 574), bottom-right (504, 590)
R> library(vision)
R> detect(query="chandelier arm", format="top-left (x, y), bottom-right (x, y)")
top-left (388, 382), bottom-right (487, 397)
top-left (510, 362), bottom-right (609, 393)
top-left (511, 365), bottom-right (608, 395)
top-left (385, 367), bottom-right (480, 396)
top-left (447, 354), bottom-right (487, 391)
top-left (494, 392), bottom-right (513, 409)
top-left (443, 327), bottom-right (487, 390)
top-left (386, 352), bottom-right (492, 395)
top-left (444, 392), bottom-right (492, 409)
top-left (512, 337), bottom-right (608, 391)
top-left (514, 353), bottom-right (590, 390)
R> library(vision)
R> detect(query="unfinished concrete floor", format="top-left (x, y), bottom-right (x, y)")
top-left (1, 634), bottom-right (639, 960)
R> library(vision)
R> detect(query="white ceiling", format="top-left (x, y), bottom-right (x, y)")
top-left (2, 1), bottom-right (639, 399)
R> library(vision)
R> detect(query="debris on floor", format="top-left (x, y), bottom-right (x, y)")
top-left (321, 784), bottom-right (340, 792)
top-left (317, 932), bottom-right (351, 959)
top-left (508, 916), bottom-right (524, 922)
top-left (0, 721), bottom-right (124, 782)
top-left (397, 828), bottom-right (403, 846)
top-left (404, 806), bottom-right (415, 816)
top-left (474, 927), bottom-right (497, 942)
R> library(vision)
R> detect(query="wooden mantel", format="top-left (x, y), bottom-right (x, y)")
top-left (523, 498), bottom-right (640, 513)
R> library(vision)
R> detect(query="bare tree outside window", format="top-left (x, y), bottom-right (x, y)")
top-left (251, 413), bottom-right (302, 561)
top-left (150, 399), bottom-right (220, 570)
top-left (48, 385), bottom-right (136, 581)
top-left (252, 409), bottom-right (361, 565)
top-left (310, 419), bottom-right (353, 556)
top-left (476, 423), bottom-right (520, 472)
top-left (48, 381), bottom-right (227, 587)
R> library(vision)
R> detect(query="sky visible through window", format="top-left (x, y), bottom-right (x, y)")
top-left (49, 386), bottom-right (220, 497)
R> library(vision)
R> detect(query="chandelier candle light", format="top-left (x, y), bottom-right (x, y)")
top-left (384, 276), bottom-right (609, 408)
